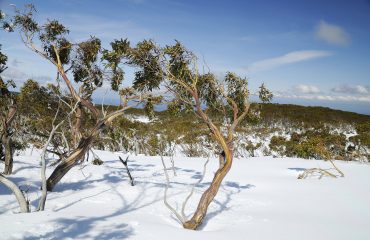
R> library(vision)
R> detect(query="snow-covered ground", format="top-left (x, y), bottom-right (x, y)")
top-left (1, 150), bottom-right (370, 240)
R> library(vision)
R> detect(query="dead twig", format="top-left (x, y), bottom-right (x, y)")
top-left (119, 156), bottom-right (134, 186)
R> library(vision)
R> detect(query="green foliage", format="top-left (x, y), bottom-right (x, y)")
top-left (258, 83), bottom-right (273, 103)
top-left (274, 127), bottom-right (347, 160)
top-left (350, 123), bottom-right (370, 149)
top-left (17, 79), bottom-right (64, 136)
top-left (13, 4), bottom-right (39, 33)
top-left (244, 140), bottom-right (262, 157)
top-left (258, 103), bottom-right (369, 127)
top-left (225, 72), bottom-right (249, 111)
top-left (269, 136), bottom-right (286, 154)
top-left (72, 37), bottom-right (103, 93)
top-left (44, 38), bottom-right (72, 65)
top-left (197, 73), bottom-right (222, 111)
top-left (39, 20), bottom-right (69, 42)
top-left (0, 45), bottom-right (16, 128)
top-left (164, 40), bottom-right (194, 84)
top-left (0, 44), bottom-right (7, 71)
top-left (102, 38), bottom-right (130, 91)
top-left (3, 5), bottom-right (369, 163)
top-left (0, 45), bottom-right (15, 98)
top-left (144, 95), bottom-right (163, 120)
top-left (128, 39), bottom-right (164, 91)
top-left (92, 158), bottom-right (104, 165)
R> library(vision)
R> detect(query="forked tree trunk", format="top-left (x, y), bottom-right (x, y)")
top-left (183, 149), bottom-right (233, 230)
top-left (0, 173), bottom-right (29, 213)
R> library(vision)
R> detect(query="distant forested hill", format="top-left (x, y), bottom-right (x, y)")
top-left (257, 103), bottom-right (370, 125)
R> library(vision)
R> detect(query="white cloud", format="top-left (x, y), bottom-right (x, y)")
top-left (275, 92), bottom-right (370, 103)
top-left (315, 21), bottom-right (350, 46)
top-left (2, 67), bottom-right (52, 87)
top-left (293, 84), bottom-right (320, 94)
top-left (247, 50), bottom-right (332, 72)
top-left (332, 84), bottom-right (370, 94)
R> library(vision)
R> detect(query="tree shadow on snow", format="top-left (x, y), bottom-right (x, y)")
top-left (288, 167), bottom-right (307, 172)
top-left (198, 181), bottom-right (255, 230)
top-left (23, 216), bottom-right (134, 239)
top-left (0, 176), bottom-right (39, 195)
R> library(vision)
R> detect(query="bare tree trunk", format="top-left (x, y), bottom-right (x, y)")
top-left (38, 121), bottom-right (63, 210)
top-left (2, 106), bottom-right (16, 175)
top-left (2, 134), bottom-right (13, 175)
top-left (46, 134), bottom-right (94, 191)
top-left (46, 120), bottom-right (106, 191)
top-left (46, 96), bottom-right (142, 191)
top-left (183, 150), bottom-right (232, 230)
top-left (72, 104), bottom-right (82, 148)
top-left (0, 173), bottom-right (29, 213)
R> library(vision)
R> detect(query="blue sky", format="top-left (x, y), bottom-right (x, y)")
top-left (1, 0), bottom-right (370, 114)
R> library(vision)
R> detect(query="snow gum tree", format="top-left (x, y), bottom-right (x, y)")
top-left (0, 12), bottom-right (29, 212)
top-left (1, 10), bottom-right (18, 175)
top-left (124, 40), bottom-right (273, 230)
top-left (0, 44), bottom-right (17, 175)
top-left (9, 5), bottom-right (154, 191)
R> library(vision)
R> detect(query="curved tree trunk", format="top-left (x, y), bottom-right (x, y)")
top-left (46, 121), bottom-right (105, 191)
top-left (46, 135), bottom-right (94, 191)
top-left (183, 149), bottom-right (233, 230)
top-left (0, 173), bottom-right (29, 213)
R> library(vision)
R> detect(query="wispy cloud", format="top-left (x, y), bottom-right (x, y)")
top-left (239, 36), bottom-right (255, 42)
top-left (332, 84), bottom-right (370, 94)
top-left (2, 66), bottom-right (52, 87)
top-left (11, 59), bottom-right (22, 67)
top-left (41, 13), bottom-right (152, 43)
top-left (247, 50), bottom-right (332, 72)
top-left (315, 20), bottom-right (350, 46)
top-left (293, 84), bottom-right (321, 94)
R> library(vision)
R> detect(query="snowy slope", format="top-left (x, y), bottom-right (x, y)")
top-left (1, 150), bottom-right (370, 240)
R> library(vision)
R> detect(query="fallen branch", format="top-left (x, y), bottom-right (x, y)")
top-left (298, 159), bottom-right (344, 179)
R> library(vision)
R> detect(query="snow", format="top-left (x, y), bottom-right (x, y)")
top-left (127, 115), bottom-right (154, 123)
top-left (1, 150), bottom-right (370, 240)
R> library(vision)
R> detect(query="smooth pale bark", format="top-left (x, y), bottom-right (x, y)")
top-left (183, 151), bottom-right (232, 230)
top-left (0, 173), bottom-right (29, 213)
top-left (38, 121), bottom-right (63, 210)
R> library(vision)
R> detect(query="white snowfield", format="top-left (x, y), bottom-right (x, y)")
top-left (1, 150), bottom-right (370, 240)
